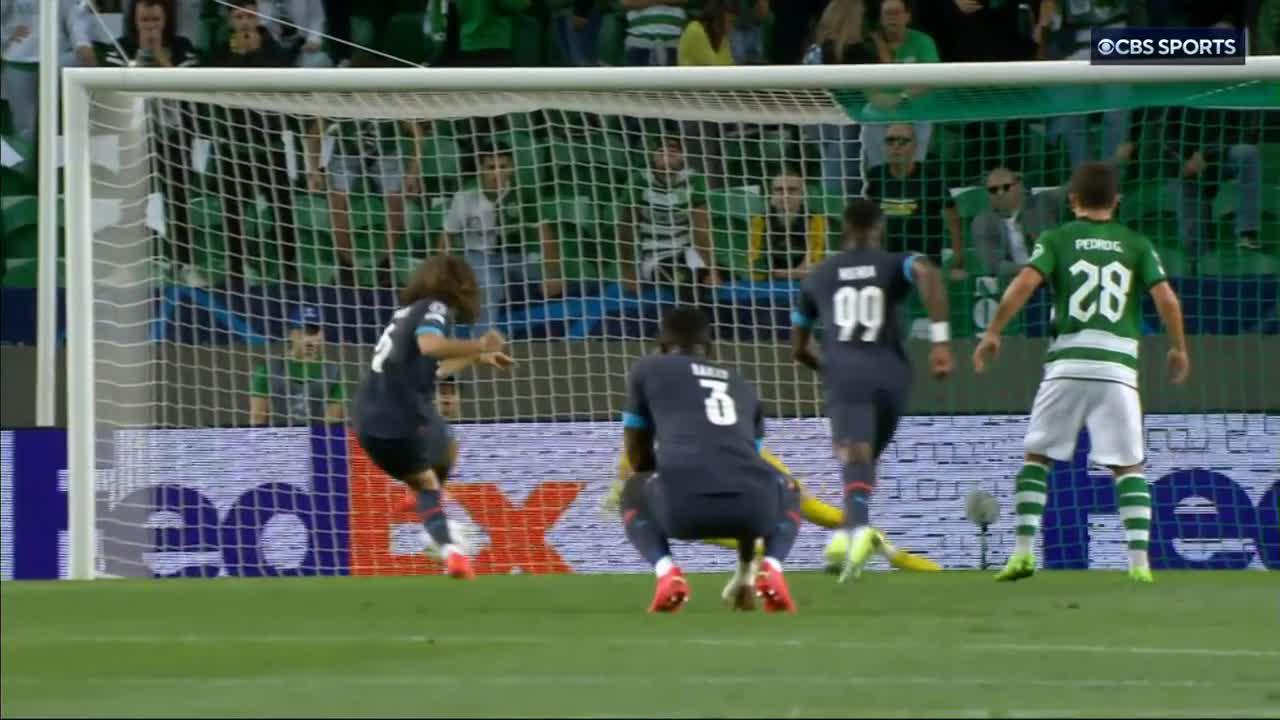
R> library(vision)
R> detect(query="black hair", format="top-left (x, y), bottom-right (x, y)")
top-left (842, 197), bottom-right (885, 248)
top-left (657, 306), bottom-right (712, 353)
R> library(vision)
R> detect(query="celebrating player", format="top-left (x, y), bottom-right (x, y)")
top-left (974, 162), bottom-right (1189, 584)
top-left (352, 256), bottom-right (514, 580)
top-left (620, 307), bottom-right (803, 613)
top-left (792, 198), bottom-right (954, 583)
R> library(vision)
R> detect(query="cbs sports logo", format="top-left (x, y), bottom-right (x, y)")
top-left (1095, 37), bottom-right (1239, 58)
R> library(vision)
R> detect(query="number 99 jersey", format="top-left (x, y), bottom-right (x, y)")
top-left (792, 248), bottom-right (918, 395)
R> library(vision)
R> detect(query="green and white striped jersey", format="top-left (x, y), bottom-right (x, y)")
top-left (625, 5), bottom-right (687, 46)
top-left (1027, 218), bottom-right (1168, 388)
top-left (627, 169), bottom-right (708, 254)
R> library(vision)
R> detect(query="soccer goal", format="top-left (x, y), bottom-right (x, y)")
top-left (62, 60), bottom-right (1280, 580)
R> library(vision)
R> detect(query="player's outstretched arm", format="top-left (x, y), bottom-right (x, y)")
top-left (791, 325), bottom-right (820, 372)
top-left (1150, 281), bottom-right (1190, 384)
top-left (973, 266), bottom-right (1043, 374)
top-left (910, 256), bottom-right (954, 379)
top-left (418, 328), bottom-right (505, 361)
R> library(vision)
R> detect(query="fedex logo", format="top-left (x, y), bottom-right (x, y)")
top-left (1043, 427), bottom-right (1279, 570)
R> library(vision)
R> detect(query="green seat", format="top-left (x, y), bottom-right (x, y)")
top-left (187, 192), bottom-right (223, 230)
top-left (951, 186), bottom-right (988, 220)
top-left (381, 13), bottom-right (429, 65)
top-left (350, 15), bottom-right (377, 49)
top-left (1151, 245), bottom-right (1187, 276)
top-left (510, 15), bottom-right (544, 66)
top-left (597, 12), bottom-right (625, 66)
top-left (707, 189), bottom-right (765, 226)
top-left (418, 134), bottom-right (463, 193)
top-left (1118, 181), bottom-right (1176, 223)
top-left (495, 131), bottom-right (545, 188)
top-left (1197, 249), bottom-right (1279, 276)
top-left (1261, 144), bottom-right (1280, 186)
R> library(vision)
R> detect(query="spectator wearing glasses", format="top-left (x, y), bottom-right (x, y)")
top-left (970, 167), bottom-right (1063, 280)
top-left (862, 0), bottom-right (938, 169)
top-left (746, 168), bottom-right (828, 281)
top-left (864, 123), bottom-right (964, 277)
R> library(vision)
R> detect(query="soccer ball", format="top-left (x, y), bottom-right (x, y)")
top-left (822, 530), bottom-right (849, 574)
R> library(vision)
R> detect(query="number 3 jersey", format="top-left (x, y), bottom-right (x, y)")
top-left (352, 298), bottom-right (452, 439)
top-left (792, 248), bottom-right (918, 396)
top-left (622, 353), bottom-right (773, 493)
top-left (1027, 218), bottom-right (1167, 389)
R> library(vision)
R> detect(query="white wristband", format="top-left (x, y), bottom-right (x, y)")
top-left (929, 322), bottom-right (951, 344)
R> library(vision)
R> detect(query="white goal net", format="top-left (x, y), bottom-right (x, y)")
top-left (64, 63), bottom-right (1280, 580)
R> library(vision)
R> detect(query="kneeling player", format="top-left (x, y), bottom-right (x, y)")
top-left (610, 447), bottom-right (940, 583)
top-left (619, 307), bottom-right (802, 613)
top-left (352, 255), bottom-right (513, 579)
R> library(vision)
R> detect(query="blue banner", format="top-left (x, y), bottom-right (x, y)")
top-left (2, 416), bottom-right (1276, 579)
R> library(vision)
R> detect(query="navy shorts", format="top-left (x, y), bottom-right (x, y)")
top-left (629, 469), bottom-right (799, 541)
top-left (827, 384), bottom-right (908, 459)
top-left (357, 421), bottom-right (454, 480)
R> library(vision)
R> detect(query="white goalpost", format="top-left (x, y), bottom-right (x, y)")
top-left (62, 60), bottom-right (1280, 580)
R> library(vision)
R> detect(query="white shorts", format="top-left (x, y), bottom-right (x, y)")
top-left (1024, 379), bottom-right (1144, 467)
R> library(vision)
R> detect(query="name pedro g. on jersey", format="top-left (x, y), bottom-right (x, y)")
top-left (622, 354), bottom-right (774, 493)
top-left (353, 298), bottom-right (452, 438)
top-left (1028, 219), bottom-right (1167, 389)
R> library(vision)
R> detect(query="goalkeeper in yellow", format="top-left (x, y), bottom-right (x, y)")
top-left (607, 443), bottom-right (940, 596)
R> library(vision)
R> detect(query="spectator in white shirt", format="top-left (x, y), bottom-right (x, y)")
top-left (2, 0), bottom-right (96, 145)
top-left (438, 145), bottom-right (563, 329)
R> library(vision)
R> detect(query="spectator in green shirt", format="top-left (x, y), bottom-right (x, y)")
top-left (457, 0), bottom-right (531, 66)
top-left (863, 0), bottom-right (938, 169)
top-left (249, 305), bottom-right (346, 426)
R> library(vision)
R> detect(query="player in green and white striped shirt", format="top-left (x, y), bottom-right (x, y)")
top-left (973, 162), bottom-right (1190, 584)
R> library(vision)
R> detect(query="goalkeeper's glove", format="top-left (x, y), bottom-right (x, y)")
top-left (600, 478), bottom-right (624, 517)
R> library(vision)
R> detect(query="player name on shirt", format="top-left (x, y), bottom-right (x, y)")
top-left (838, 265), bottom-right (877, 281)
top-left (690, 363), bottom-right (729, 380)
top-left (1075, 238), bottom-right (1123, 252)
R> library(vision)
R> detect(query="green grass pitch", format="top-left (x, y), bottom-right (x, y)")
top-left (3, 572), bottom-right (1277, 718)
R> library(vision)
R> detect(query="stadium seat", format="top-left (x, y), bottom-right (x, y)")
top-left (596, 13), bottom-right (625, 66)
top-left (381, 13), bottom-right (429, 66)
top-left (511, 15), bottom-right (544, 67)
top-left (707, 189), bottom-right (766, 227)
top-left (350, 15), bottom-right (377, 49)
top-left (1196, 249), bottom-right (1279, 276)
top-left (1118, 180), bottom-right (1177, 223)
top-left (417, 134), bottom-right (464, 194)
top-left (951, 186), bottom-right (988, 219)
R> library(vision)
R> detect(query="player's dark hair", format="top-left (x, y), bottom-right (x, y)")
top-left (401, 255), bottom-right (481, 324)
top-left (658, 306), bottom-right (713, 354)
top-left (842, 198), bottom-right (884, 248)
top-left (1068, 161), bottom-right (1118, 211)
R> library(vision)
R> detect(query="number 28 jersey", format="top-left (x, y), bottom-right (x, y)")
top-left (792, 248), bottom-right (917, 387)
top-left (352, 298), bottom-right (451, 439)
top-left (1028, 218), bottom-right (1167, 389)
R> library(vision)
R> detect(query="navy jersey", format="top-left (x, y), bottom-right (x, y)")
top-left (793, 249), bottom-right (918, 393)
top-left (352, 298), bottom-right (451, 438)
top-left (622, 353), bottom-right (773, 493)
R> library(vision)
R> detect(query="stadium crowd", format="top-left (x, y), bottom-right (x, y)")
top-left (0, 0), bottom-right (1277, 331)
